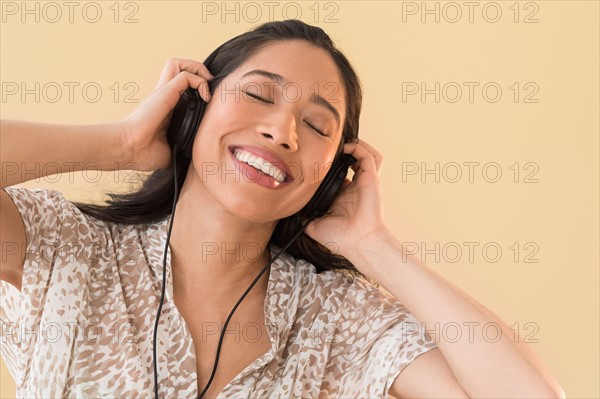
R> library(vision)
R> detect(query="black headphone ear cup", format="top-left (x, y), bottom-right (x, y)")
top-left (166, 87), bottom-right (207, 160)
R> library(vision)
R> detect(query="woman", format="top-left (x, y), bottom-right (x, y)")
top-left (0, 20), bottom-right (564, 399)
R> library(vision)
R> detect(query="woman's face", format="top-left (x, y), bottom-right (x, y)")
top-left (189, 39), bottom-right (347, 223)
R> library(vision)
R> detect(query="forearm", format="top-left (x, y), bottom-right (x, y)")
top-left (0, 119), bottom-right (130, 189)
top-left (347, 228), bottom-right (565, 398)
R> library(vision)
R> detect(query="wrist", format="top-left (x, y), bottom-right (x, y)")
top-left (346, 226), bottom-right (395, 276)
top-left (90, 121), bottom-right (135, 173)
top-left (357, 225), bottom-right (394, 253)
top-left (113, 121), bottom-right (135, 168)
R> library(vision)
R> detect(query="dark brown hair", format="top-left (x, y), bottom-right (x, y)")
top-left (73, 19), bottom-right (365, 279)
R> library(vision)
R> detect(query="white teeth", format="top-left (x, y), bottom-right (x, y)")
top-left (233, 149), bottom-right (286, 183)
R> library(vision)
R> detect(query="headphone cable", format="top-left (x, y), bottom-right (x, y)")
top-left (153, 147), bottom-right (314, 399)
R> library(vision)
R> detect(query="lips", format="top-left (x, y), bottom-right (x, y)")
top-left (228, 145), bottom-right (294, 182)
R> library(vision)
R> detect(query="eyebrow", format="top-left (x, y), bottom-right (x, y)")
top-left (241, 69), bottom-right (341, 130)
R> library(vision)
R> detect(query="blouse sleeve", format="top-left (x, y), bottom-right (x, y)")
top-left (0, 186), bottom-right (95, 386)
top-left (333, 274), bottom-right (439, 398)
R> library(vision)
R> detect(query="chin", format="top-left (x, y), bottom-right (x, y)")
top-left (218, 191), bottom-right (283, 224)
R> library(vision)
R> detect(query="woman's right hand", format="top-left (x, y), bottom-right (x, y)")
top-left (120, 58), bottom-right (213, 171)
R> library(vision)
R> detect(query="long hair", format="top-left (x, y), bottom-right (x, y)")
top-left (73, 19), bottom-right (365, 279)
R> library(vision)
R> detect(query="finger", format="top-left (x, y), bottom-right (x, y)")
top-left (155, 58), bottom-right (213, 91)
top-left (344, 139), bottom-right (383, 176)
top-left (351, 138), bottom-right (383, 161)
top-left (347, 139), bottom-right (384, 176)
top-left (342, 142), bottom-right (378, 177)
top-left (197, 79), bottom-right (212, 103)
top-left (152, 71), bottom-right (212, 112)
top-left (156, 58), bottom-right (214, 88)
top-left (173, 70), bottom-right (211, 103)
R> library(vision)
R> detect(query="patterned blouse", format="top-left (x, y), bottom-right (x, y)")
top-left (0, 187), bottom-right (438, 398)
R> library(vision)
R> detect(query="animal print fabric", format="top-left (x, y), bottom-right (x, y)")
top-left (0, 187), bottom-right (438, 398)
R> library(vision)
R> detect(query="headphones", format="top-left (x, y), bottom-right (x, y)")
top-left (152, 86), bottom-right (356, 399)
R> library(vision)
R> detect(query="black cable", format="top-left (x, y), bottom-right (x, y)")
top-left (196, 216), bottom-right (312, 399)
top-left (153, 144), bottom-right (180, 399)
top-left (153, 147), bottom-right (314, 399)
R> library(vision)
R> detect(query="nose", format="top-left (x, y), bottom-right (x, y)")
top-left (259, 111), bottom-right (299, 151)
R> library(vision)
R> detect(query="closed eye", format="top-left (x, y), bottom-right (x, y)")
top-left (243, 91), bottom-right (328, 137)
top-left (243, 91), bottom-right (272, 104)
top-left (304, 121), bottom-right (327, 137)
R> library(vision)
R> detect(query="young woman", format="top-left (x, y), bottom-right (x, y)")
top-left (0, 20), bottom-right (564, 399)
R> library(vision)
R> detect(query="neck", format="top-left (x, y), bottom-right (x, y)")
top-left (168, 171), bottom-right (276, 311)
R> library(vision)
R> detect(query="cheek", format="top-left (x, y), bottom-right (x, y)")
top-left (303, 151), bottom-right (337, 188)
top-left (191, 97), bottom-right (248, 152)
top-left (211, 91), bottom-right (257, 121)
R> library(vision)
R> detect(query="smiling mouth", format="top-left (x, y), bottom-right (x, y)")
top-left (228, 147), bottom-right (293, 183)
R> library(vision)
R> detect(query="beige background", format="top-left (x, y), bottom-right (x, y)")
top-left (1, 0), bottom-right (598, 397)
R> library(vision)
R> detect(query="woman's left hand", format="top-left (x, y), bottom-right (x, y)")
top-left (304, 138), bottom-right (387, 260)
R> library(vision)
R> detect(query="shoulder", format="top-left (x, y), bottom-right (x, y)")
top-left (2, 186), bottom-right (110, 231)
top-left (1, 186), bottom-right (156, 259)
top-left (2, 187), bottom-right (166, 273)
top-left (283, 251), bottom-right (404, 322)
top-left (289, 253), bottom-right (431, 342)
